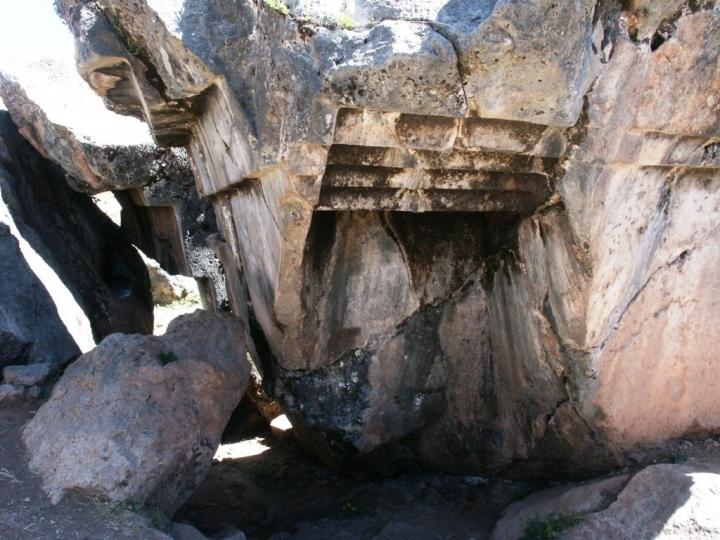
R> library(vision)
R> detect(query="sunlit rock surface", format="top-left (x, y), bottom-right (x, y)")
top-left (23, 310), bottom-right (250, 514)
top-left (55, 0), bottom-right (720, 473)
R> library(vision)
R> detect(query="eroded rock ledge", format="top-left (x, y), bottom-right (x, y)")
top-left (54, 0), bottom-right (720, 474)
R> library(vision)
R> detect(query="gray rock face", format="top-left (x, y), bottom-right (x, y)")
top-left (0, 221), bottom-right (82, 365)
top-left (491, 463), bottom-right (720, 540)
top-left (323, 21), bottom-right (467, 116)
top-left (56, 0), bottom-right (720, 475)
top-left (171, 522), bottom-right (209, 540)
top-left (0, 331), bottom-right (30, 369)
top-left (0, 111), bottom-right (153, 348)
top-left (2, 364), bottom-right (54, 387)
top-left (23, 310), bottom-right (250, 515)
top-left (0, 75), bottom-right (228, 311)
top-left (442, 0), bottom-right (595, 126)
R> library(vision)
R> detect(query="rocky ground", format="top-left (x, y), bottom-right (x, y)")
top-left (4, 389), bottom-right (720, 540)
top-left (0, 395), bottom-right (536, 540)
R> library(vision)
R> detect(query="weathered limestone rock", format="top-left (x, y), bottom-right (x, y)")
top-left (56, 0), bottom-right (720, 473)
top-left (323, 21), bottom-right (467, 116)
top-left (624, 0), bottom-right (687, 41)
top-left (23, 310), bottom-right (250, 515)
top-left (0, 110), bottom-right (153, 347)
top-left (437, 0), bottom-right (596, 126)
top-left (491, 464), bottom-right (720, 539)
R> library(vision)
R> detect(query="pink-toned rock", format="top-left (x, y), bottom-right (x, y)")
top-left (53, 0), bottom-right (720, 474)
top-left (492, 464), bottom-right (720, 540)
top-left (23, 310), bottom-right (250, 515)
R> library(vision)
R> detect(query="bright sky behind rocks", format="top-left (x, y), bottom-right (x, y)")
top-left (0, 0), bottom-right (152, 145)
top-left (0, 0), bottom-right (75, 63)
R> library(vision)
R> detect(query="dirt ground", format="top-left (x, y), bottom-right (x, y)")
top-left (1, 396), bottom-right (538, 540)
top-left (4, 395), bottom-right (720, 540)
top-left (1, 398), bottom-right (537, 540)
top-left (0, 403), bottom-right (170, 539)
top-left (174, 428), bottom-right (542, 540)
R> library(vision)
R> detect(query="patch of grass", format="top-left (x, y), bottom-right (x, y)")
top-left (95, 499), bottom-right (170, 533)
top-left (522, 513), bottom-right (583, 540)
top-left (95, 499), bottom-right (143, 524)
top-left (158, 351), bottom-right (178, 365)
top-left (263, 0), bottom-right (290, 16)
top-left (337, 13), bottom-right (355, 30)
top-left (669, 449), bottom-right (690, 464)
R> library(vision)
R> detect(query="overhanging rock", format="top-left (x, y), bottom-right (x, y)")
top-left (0, 70), bottom-right (228, 310)
top-left (56, 0), bottom-right (720, 473)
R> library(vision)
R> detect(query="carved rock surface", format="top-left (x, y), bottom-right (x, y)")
top-left (56, 0), bottom-right (720, 473)
top-left (23, 310), bottom-right (250, 515)
top-left (0, 69), bottom-right (228, 310)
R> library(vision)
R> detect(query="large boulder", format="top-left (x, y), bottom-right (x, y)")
top-left (55, 0), bottom-right (720, 473)
top-left (0, 221), bottom-right (84, 365)
top-left (0, 109), bottom-right (153, 351)
top-left (491, 463), bottom-right (720, 539)
top-left (23, 310), bottom-right (250, 515)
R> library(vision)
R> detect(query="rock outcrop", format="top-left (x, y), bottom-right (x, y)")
top-left (3, 363), bottom-right (54, 387)
top-left (54, 0), bottom-right (720, 473)
top-left (491, 463), bottom-right (720, 539)
top-left (23, 310), bottom-right (250, 515)
top-left (0, 109), bottom-right (153, 358)
top-left (0, 72), bottom-right (228, 311)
